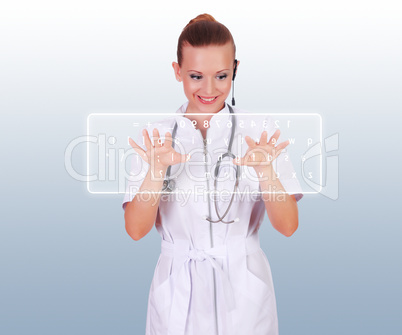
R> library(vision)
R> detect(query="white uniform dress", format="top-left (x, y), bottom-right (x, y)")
top-left (122, 101), bottom-right (303, 335)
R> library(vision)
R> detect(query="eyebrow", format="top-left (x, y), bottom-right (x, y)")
top-left (187, 69), bottom-right (230, 74)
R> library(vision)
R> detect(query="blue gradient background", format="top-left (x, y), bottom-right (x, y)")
top-left (1, 1), bottom-right (401, 334)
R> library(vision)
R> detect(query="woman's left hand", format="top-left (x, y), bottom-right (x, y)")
top-left (232, 129), bottom-right (290, 174)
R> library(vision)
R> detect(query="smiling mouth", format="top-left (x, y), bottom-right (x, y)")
top-left (198, 95), bottom-right (218, 102)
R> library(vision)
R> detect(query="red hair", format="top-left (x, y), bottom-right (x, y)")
top-left (177, 13), bottom-right (236, 67)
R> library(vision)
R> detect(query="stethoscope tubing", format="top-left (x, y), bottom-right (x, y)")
top-left (163, 104), bottom-right (239, 224)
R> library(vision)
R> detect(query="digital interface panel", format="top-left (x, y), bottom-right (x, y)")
top-left (85, 112), bottom-right (322, 195)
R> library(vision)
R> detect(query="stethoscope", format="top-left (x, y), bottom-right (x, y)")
top-left (161, 103), bottom-right (240, 224)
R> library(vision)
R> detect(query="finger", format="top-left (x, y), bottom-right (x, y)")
top-left (269, 129), bottom-right (280, 145)
top-left (275, 139), bottom-right (290, 152)
top-left (233, 148), bottom-right (259, 166)
top-left (142, 129), bottom-right (153, 151)
top-left (181, 153), bottom-right (191, 163)
top-left (271, 140), bottom-right (290, 160)
top-left (133, 147), bottom-right (148, 161)
top-left (129, 137), bottom-right (148, 160)
top-left (129, 137), bottom-right (144, 151)
top-left (234, 155), bottom-right (263, 166)
top-left (232, 156), bottom-right (246, 165)
top-left (163, 132), bottom-right (173, 149)
top-left (153, 128), bottom-right (162, 147)
top-left (259, 130), bottom-right (268, 145)
top-left (244, 135), bottom-right (256, 148)
top-left (245, 147), bottom-right (267, 163)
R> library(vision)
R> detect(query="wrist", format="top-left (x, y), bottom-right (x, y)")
top-left (253, 164), bottom-right (274, 179)
top-left (147, 165), bottom-right (168, 182)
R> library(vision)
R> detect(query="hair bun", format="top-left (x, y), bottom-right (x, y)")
top-left (185, 13), bottom-right (216, 29)
top-left (177, 13), bottom-right (235, 67)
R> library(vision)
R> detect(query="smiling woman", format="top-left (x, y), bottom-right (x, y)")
top-left (172, 41), bottom-right (237, 137)
top-left (171, 16), bottom-right (238, 136)
top-left (122, 13), bottom-right (304, 335)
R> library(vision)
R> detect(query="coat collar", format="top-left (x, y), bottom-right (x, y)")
top-left (175, 101), bottom-right (231, 117)
top-left (174, 101), bottom-right (233, 142)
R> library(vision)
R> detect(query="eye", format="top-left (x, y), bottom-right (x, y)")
top-left (217, 74), bottom-right (228, 80)
top-left (190, 74), bottom-right (202, 80)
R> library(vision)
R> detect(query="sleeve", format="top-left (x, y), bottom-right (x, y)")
top-left (265, 115), bottom-right (304, 202)
top-left (121, 129), bottom-right (150, 211)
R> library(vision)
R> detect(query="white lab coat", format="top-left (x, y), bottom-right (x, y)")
top-left (122, 101), bottom-right (304, 335)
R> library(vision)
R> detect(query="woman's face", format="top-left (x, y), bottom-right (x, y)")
top-left (172, 42), bottom-right (238, 114)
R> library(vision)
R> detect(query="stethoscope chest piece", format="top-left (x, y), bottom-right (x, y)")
top-left (162, 179), bottom-right (175, 193)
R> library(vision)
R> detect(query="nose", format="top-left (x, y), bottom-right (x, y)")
top-left (203, 76), bottom-right (215, 96)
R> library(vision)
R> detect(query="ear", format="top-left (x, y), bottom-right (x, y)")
top-left (234, 59), bottom-right (240, 79)
top-left (172, 62), bottom-right (182, 82)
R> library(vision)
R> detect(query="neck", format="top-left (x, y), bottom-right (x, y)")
top-left (183, 101), bottom-right (226, 134)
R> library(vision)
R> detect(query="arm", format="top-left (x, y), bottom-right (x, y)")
top-left (124, 127), bottom-right (188, 241)
top-left (233, 129), bottom-right (300, 237)
top-left (258, 165), bottom-right (299, 237)
top-left (124, 167), bottom-right (168, 241)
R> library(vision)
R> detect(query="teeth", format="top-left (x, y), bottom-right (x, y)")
top-left (199, 96), bottom-right (216, 102)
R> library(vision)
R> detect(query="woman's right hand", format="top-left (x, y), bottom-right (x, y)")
top-left (129, 128), bottom-right (189, 175)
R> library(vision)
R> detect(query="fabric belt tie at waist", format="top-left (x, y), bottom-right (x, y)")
top-left (160, 236), bottom-right (261, 335)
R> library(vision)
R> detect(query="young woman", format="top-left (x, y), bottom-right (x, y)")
top-left (123, 13), bottom-right (303, 335)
